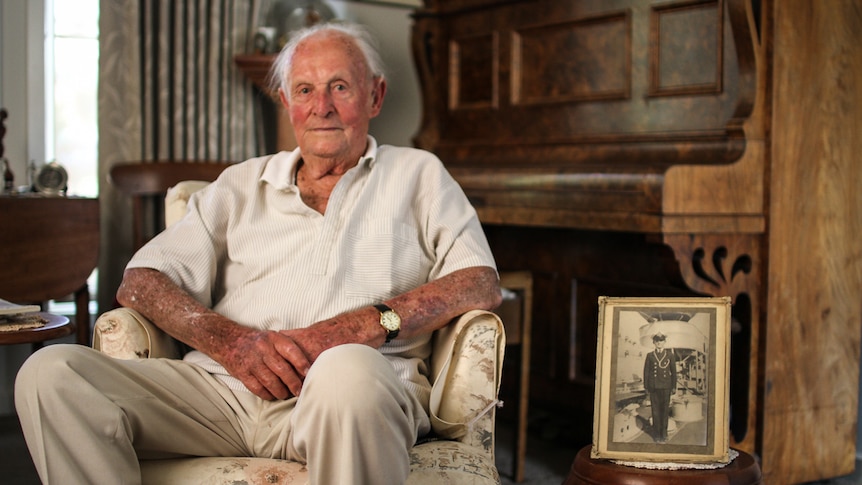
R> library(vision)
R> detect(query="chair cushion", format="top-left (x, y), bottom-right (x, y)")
top-left (408, 440), bottom-right (500, 484)
top-left (141, 457), bottom-right (307, 485)
top-left (139, 440), bottom-right (500, 485)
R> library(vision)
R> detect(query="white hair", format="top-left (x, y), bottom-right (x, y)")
top-left (268, 22), bottom-right (387, 95)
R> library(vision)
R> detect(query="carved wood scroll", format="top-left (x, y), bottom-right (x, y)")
top-left (663, 232), bottom-right (761, 453)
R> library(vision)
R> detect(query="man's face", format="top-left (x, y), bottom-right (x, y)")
top-left (280, 32), bottom-right (385, 163)
top-left (654, 339), bottom-right (665, 350)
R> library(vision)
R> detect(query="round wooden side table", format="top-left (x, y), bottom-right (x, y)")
top-left (0, 312), bottom-right (73, 346)
top-left (564, 445), bottom-right (762, 485)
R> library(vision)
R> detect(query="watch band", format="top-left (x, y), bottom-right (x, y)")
top-left (373, 303), bottom-right (392, 313)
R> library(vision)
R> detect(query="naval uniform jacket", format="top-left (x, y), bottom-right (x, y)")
top-left (643, 348), bottom-right (677, 392)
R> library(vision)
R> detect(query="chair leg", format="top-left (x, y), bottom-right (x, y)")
top-left (499, 271), bottom-right (533, 483)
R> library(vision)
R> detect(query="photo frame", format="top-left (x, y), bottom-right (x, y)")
top-left (591, 296), bottom-right (731, 463)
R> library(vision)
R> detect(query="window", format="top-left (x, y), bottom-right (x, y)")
top-left (46, 0), bottom-right (99, 315)
top-left (46, 0), bottom-right (99, 197)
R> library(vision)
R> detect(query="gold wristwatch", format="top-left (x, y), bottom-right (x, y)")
top-left (374, 304), bottom-right (401, 343)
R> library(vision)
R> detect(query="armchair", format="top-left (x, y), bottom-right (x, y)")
top-left (94, 180), bottom-right (506, 484)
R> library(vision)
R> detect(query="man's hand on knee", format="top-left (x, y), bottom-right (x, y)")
top-left (218, 329), bottom-right (310, 400)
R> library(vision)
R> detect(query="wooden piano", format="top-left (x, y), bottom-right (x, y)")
top-left (411, 0), bottom-right (862, 483)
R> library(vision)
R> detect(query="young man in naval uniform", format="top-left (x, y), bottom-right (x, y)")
top-left (643, 332), bottom-right (677, 443)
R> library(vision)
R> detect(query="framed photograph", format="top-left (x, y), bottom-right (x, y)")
top-left (591, 296), bottom-right (731, 463)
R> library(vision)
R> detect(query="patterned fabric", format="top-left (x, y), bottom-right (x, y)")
top-left (93, 308), bottom-right (181, 360)
top-left (139, 457), bottom-right (307, 485)
top-left (136, 438), bottom-right (504, 485)
top-left (408, 441), bottom-right (500, 484)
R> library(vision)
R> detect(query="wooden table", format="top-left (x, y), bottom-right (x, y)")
top-left (564, 445), bottom-right (762, 485)
top-left (0, 195), bottom-right (99, 345)
top-left (0, 312), bottom-right (73, 346)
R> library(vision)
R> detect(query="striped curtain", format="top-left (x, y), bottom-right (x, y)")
top-left (98, 0), bottom-right (273, 312)
top-left (137, 1), bottom-right (267, 159)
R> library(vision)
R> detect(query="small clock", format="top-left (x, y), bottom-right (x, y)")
top-left (34, 162), bottom-right (68, 195)
top-left (254, 27), bottom-right (276, 53)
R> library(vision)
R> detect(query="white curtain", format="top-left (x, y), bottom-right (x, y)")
top-left (98, 0), bottom-right (272, 312)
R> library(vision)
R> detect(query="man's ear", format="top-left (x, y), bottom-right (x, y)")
top-left (278, 88), bottom-right (290, 110)
top-left (370, 78), bottom-right (387, 117)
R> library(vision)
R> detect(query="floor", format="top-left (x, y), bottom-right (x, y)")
top-left (3, 409), bottom-right (861, 485)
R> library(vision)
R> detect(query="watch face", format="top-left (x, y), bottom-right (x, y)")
top-left (380, 311), bottom-right (401, 331)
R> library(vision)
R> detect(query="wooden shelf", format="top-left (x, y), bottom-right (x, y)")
top-left (234, 53), bottom-right (278, 99)
top-left (234, 53), bottom-right (296, 151)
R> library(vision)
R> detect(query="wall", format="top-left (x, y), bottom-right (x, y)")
top-left (328, 1), bottom-right (421, 146)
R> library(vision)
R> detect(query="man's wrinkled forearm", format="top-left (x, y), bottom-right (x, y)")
top-left (115, 267), bottom-right (244, 357)
top-left (380, 265), bottom-right (501, 341)
top-left (282, 265), bottom-right (501, 353)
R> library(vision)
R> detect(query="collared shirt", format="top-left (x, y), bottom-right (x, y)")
top-left (127, 136), bottom-right (497, 406)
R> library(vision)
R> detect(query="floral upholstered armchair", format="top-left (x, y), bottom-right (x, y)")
top-left (93, 181), bottom-right (506, 484)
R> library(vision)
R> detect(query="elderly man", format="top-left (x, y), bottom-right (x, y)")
top-left (16, 22), bottom-right (500, 484)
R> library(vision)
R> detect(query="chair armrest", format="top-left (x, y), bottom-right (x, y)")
top-left (429, 310), bottom-right (505, 450)
top-left (93, 307), bottom-right (182, 359)
top-left (92, 180), bottom-right (209, 359)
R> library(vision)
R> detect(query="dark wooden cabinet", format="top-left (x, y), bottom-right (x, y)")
top-left (412, 0), bottom-right (862, 483)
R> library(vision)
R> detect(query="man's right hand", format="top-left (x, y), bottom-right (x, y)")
top-left (214, 327), bottom-right (312, 400)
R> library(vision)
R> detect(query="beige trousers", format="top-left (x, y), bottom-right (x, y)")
top-left (15, 343), bottom-right (429, 485)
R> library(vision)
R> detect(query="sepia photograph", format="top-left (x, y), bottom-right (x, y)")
top-left (592, 296), bottom-right (731, 463)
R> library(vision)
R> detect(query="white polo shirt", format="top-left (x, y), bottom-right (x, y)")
top-left (127, 136), bottom-right (497, 405)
